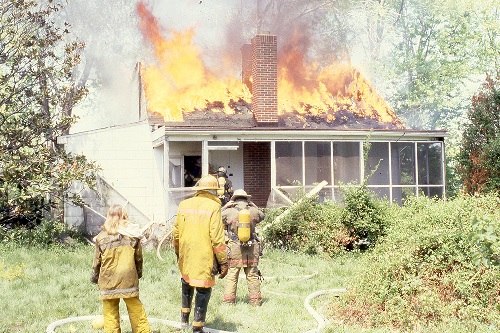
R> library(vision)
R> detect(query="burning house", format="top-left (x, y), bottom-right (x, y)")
top-left (58, 7), bottom-right (446, 233)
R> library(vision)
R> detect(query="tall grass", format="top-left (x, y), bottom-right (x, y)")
top-left (1, 243), bottom-right (364, 333)
top-left (2, 194), bottom-right (497, 333)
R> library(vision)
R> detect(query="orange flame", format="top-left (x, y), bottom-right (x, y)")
top-left (137, 2), bottom-right (250, 122)
top-left (137, 2), bottom-right (401, 127)
top-left (277, 29), bottom-right (399, 125)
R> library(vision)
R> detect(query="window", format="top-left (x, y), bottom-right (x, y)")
top-left (272, 140), bottom-right (444, 204)
top-left (305, 142), bottom-right (331, 185)
top-left (333, 142), bottom-right (360, 184)
top-left (391, 143), bottom-right (416, 185)
top-left (275, 142), bottom-right (303, 186)
top-left (418, 143), bottom-right (443, 185)
top-left (367, 142), bottom-right (389, 185)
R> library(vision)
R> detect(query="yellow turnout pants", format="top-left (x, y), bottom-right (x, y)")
top-left (102, 297), bottom-right (151, 333)
top-left (223, 266), bottom-right (262, 305)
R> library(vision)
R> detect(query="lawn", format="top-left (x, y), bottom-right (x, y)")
top-left (1, 243), bottom-right (370, 333)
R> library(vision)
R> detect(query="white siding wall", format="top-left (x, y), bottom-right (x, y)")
top-left (61, 122), bottom-right (165, 226)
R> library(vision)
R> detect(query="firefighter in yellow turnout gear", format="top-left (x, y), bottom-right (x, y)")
top-left (91, 204), bottom-right (151, 333)
top-left (221, 189), bottom-right (265, 306)
top-left (216, 166), bottom-right (233, 206)
top-left (174, 174), bottom-right (228, 333)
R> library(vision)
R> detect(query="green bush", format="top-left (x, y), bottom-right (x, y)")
top-left (262, 196), bottom-right (351, 257)
top-left (262, 184), bottom-right (388, 256)
top-left (339, 183), bottom-right (389, 249)
top-left (0, 218), bottom-right (84, 247)
top-left (329, 195), bottom-right (500, 331)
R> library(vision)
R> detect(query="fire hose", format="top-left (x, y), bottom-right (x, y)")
top-left (45, 267), bottom-right (345, 333)
top-left (47, 219), bottom-right (346, 332)
top-left (46, 287), bottom-right (346, 333)
top-left (46, 315), bottom-right (232, 333)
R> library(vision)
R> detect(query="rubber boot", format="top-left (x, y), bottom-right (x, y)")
top-left (181, 278), bottom-right (194, 329)
top-left (192, 287), bottom-right (212, 333)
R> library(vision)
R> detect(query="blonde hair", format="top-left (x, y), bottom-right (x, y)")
top-left (103, 204), bottom-right (128, 235)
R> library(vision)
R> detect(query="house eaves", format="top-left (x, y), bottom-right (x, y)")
top-left (151, 125), bottom-right (448, 147)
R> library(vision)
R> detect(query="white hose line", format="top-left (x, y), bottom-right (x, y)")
top-left (156, 229), bottom-right (172, 262)
top-left (46, 315), bottom-right (234, 333)
top-left (156, 215), bottom-right (176, 261)
top-left (46, 316), bottom-right (97, 332)
top-left (45, 287), bottom-right (347, 333)
top-left (302, 288), bottom-right (347, 333)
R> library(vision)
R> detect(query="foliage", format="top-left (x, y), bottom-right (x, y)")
top-left (470, 215), bottom-right (500, 267)
top-left (0, 0), bottom-right (100, 227)
top-left (0, 218), bottom-right (84, 247)
top-left (457, 76), bottom-right (500, 195)
top-left (262, 196), bottom-right (350, 257)
top-left (262, 183), bottom-right (388, 255)
top-left (328, 195), bottom-right (500, 331)
top-left (339, 183), bottom-right (388, 250)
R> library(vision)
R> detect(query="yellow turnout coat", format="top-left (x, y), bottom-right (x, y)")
top-left (91, 231), bottom-right (143, 300)
top-left (173, 191), bottom-right (227, 288)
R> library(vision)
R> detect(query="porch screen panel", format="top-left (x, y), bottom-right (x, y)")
top-left (305, 141), bottom-right (331, 186)
top-left (275, 142), bottom-right (303, 186)
top-left (391, 143), bottom-right (416, 185)
top-left (366, 142), bottom-right (389, 185)
top-left (333, 142), bottom-right (360, 184)
top-left (419, 186), bottom-right (444, 198)
top-left (369, 187), bottom-right (390, 200)
top-left (417, 143), bottom-right (443, 185)
top-left (392, 187), bottom-right (417, 205)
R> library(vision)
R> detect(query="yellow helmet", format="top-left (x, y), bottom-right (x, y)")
top-left (231, 189), bottom-right (252, 201)
top-left (193, 174), bottom-right (220, 190)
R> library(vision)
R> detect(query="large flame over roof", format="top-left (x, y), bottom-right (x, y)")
top-left (137, 2), bottom-right (250, 122)
top-left (137, 2), bottom-right (403, 128)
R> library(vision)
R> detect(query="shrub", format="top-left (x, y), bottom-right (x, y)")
top-left (339, 183), bottom-right (389, 249)
top-left (262, 183), bottom-right (389, 256)
top-left (0, 218), bottom-right (84, 247)
top-left (328, 195), bottom-right (500, 331)
top-left (262, 196), bottom-right (351, 257)
top-left (457, 75), bottom-right (500, 195)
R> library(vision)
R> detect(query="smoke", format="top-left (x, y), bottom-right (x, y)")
top-left (65, 0), bottom-right (335, 85)
top-left (61, 0), bottom-right (368, 131)
top-left (62, 0), bottom-right (145, 130)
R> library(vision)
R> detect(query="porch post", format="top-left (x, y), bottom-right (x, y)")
top-left (441, 141), bottom-right (446, 199)
top-left (202, 140), bottom-right (209, 176)
top-left (163, 137), bottom-right (170, 219)
top-left (270, 141), bottom-right (276, 188)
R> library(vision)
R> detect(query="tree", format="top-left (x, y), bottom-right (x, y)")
top-left (457, 76), bottom-right (500, 195)
top-left (0, 0), bottom-right (99, 226)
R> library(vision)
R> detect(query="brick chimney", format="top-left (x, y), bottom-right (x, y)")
top-left (251, 33), bottom-right (278, 124)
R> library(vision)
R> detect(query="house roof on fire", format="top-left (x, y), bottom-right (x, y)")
top-left (146, 100), bottom-right (404, 131)
top-left (146, 103), bottom-right (448, 146)
top-left (142, 32), bottom-right (447, 138)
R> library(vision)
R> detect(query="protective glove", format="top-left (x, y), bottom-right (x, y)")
top-left (218, 261), bottom-right (229, 279)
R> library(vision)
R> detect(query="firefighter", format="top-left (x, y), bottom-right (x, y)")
top-left (173, 174), bottom-right (228, 333)
top-left (91, 204), bottom-right (151, 333)
top-left (215, 166), bottom-right (233, 206)
top-left (221, 189), bottom-right (265, 306)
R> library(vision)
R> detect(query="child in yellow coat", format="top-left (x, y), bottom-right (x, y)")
top-left (91, 204), bottom-right (151, 333)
